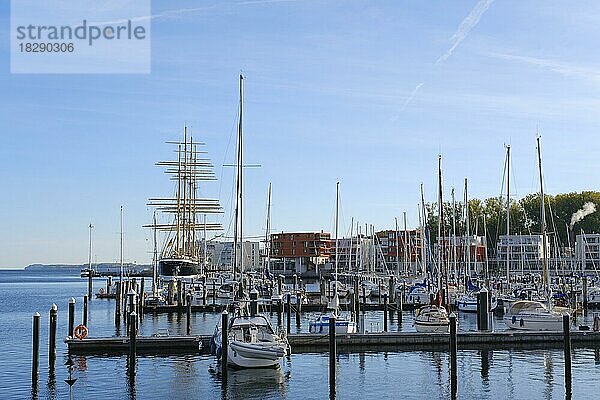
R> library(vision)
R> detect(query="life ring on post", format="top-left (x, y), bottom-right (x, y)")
top-left (74, 324), bottom-right (88, 340)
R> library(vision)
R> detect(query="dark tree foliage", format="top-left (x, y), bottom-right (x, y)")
top-left (426, 191), bottom-right (600, 255)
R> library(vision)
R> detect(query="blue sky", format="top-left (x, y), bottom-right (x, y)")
top-left (1, 0), bottom-right (600, 268)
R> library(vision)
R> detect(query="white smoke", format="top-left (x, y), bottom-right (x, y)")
top-left (570, 202), bottom-right (596, 228)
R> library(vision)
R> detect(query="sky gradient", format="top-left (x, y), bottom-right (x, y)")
top-left (1, 1), bottom-right (600, 268)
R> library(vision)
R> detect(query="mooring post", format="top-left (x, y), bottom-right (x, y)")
top-left (68, 297), bottom-right (75, 338)
top-left (397, 282), bottom-right (403, 325)
top-left (49, 304), bottom-right (57, 368)
top-left (389, 276), bottom-right (395, 303)
top-left (83, 295), bottom-right (88, 327)
top-left (250, 289), bottom-right (258, 317)
top-left (293, 274), bottom-right (298, 292)
top-left (450, 312), bottom-right (457, 397)
top-left (129, 311), bottom-right (136, 374)
top-left (295, 293), bottom-right (301, 328)
top-left (286, 293), bottom-right (291, 334)
top-left (583, 277), bottom-right (588, 313)
top-left (177, 280), bottom-right (183, 311)
top-left (186, 293), bottom-right (192, 335)
top-left (563, 313), bottom-right (572, 397)
top-left (329, 316), bottom-right (336, 400)
top-left (127, 289), bottom-right (137, 335)
top-left (107, 276), bottom-right (112, 294)
top-left (88, 272), bottom-right (93, 299)
top-left (378, 280), bottom-right (382, 304)
top-left (202, 278), bottom-right (207, 306)
top-left (383, 293), bottom-right (388, 332)
top-left (139, 278), bottom-right (145, 317)
top-left (221, 311), bottom-right (228, 382)
top-left (115, 281), bottom-right (121, 325)
top-left (32, 312), bottom-right (40, 384)
top-left (477, 287), bottom-right (489, 331)
top-left (277, 297), bottom-right (283, 327)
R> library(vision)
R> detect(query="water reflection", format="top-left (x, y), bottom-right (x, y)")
top-left (224, 366), bottom-right (289, 400)
top-left (543, 353), bottom-right (554, 400)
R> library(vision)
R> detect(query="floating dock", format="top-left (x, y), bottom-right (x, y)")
top-left (65, 330), bottom-right (600, 355)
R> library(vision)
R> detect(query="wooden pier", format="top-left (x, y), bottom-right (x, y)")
top-left (65, 330), bottom-right (600, 355)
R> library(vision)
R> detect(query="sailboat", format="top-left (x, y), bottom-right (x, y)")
top-left (309, 182), bottom-right (357, 334)
top-left (211, 75), bottom-right (290, 368)
top-left (504, 137), bottom-right (564, 331)
top-left (147, 125), bottom-right (223, 282)
top-left (414, 155), bottom-right (449, 333)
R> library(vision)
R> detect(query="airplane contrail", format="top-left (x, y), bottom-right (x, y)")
top-left (436, 0), bottom-right (495, 64)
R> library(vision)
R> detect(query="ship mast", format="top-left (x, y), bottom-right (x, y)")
top-left (233, 74), bottom-right (244, 294)
top-left (537, 136), bottom-right (551, 303)
top-left (505, 144), bottom-right (511, 284)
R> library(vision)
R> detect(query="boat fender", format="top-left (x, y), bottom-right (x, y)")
top-left (512, 316), bottom-right (516, 324)
top-left (74, 324), bottom-right (88, 340)
top-left (519, 318), bottom-right (524, 327)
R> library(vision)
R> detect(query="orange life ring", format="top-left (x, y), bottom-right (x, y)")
top-left (74, 324), bottom-right (88, 340)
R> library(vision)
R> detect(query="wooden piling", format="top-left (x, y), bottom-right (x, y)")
top-left (397, 283), bottom-right (403, 324)
top-left (477, 288), bottom-right (489, 331)
top-left (221, 311), bottom-right (228, 382)
top-left (383, 293), bottom-right (388, 332)
top-left (583, 277), bottom-right (588, 312)
top-left (83, 295), bottom-right (88, 327)
top-left (177, 280), bottom-right (183, 311)
top-left (450, 312), bottom-right (457, 397)
top-left (329, 316), bottom-right (336, 400)
top-left (186, 293), bottom-right (192, 335)
top-left (68, 297), bottom-right (75, 338)
top-left (286, 293), bottom-right (291, 334)
top-left (389, 276), bottom-right (395, 303)
top-left (115, 281), bottom-right (121, 325)
top-left (88, 273), bottom-right (93, 299)
top-left (563, 313), bottom-right (572, 397)
top-left (295, 293), bottom-right (301, 328)
top-left (49, 304), bottom-right (57, 368)
top-left (129, 311), bottom-right (137, 374)
top-left (32, 312), bottom-right (40, 383)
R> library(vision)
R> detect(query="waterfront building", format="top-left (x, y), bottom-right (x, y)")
top-left (269, 231), bottom-right (332, 276)
top-left (575, 233), bottom-right (600, 272)
top-left (200, 240), bottom-right (261, 272)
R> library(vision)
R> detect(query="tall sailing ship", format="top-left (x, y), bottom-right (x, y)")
top-left (147, 127), bottom-right (223, 282)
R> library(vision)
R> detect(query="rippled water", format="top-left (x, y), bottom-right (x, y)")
top-left (2, 270), bottom-right (600, 399)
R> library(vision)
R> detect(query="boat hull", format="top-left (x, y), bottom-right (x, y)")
top-left (228, 342), bottom-right (285, 368)
top-left (158, 258), bottom-right (200, 280)
top-left (504, 314), bottom-right (563, 331)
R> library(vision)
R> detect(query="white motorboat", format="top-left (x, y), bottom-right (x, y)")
top-left (457, 291), bottom-right (498, 313)
top-left (414, 305), bottom-right (450, 333)
top-left (406, 284), bottom-right (430, 306)
top-left (503, 300), bottom-right (564, 331)
top-left (212, 314), bottom-right (289, 368)
top-left (309, 311), bottom-right (357, 334)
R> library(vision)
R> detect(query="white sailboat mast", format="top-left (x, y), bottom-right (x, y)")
top-left (464, 178), bottom-right (470, 279)
top-left (334, 181), bottom-right (340, 299)
top-left (537, 136), bottom-right (550, 298)
top-left (120, 205), bottom-right (124, 283)
top-left (505, 144), bottom-right (511, 284)
top-left (265, 182), bottom-right (272, 276)
top-left (233, 74), bottom-right (244, 283)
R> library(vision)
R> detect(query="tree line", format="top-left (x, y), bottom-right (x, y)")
top-left (425, 191), bottom-right (600, 255)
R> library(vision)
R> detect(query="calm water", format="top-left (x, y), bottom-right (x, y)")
top-left (1, 270), bottom-right (600, 399)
